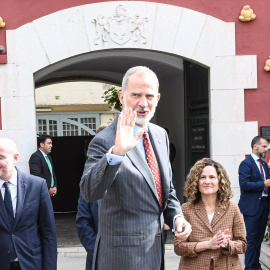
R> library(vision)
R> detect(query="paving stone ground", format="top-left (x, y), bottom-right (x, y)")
top-left (54, 213), bottom-right (249, 269)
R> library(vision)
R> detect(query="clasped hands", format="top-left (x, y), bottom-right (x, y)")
top-left (49, 187), bottom-right (57, 197)
top-left (207, 229), bottom-right (231, 249)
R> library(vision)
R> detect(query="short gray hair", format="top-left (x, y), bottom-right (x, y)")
top-left (121, 66), bottom-right (159, 93)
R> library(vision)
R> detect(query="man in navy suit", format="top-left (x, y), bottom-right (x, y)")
top-left (29, 135), bottom-right (57, 197)
top-left (76, 196), bottom-right (98, 270)
top-left (0, 138), bottom-right (57, 270)
top-left (76, 124), bottom-right (109, 270)
top-left (239, 136), bottom-right (270, 270)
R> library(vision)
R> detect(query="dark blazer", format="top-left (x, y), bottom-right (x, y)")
top-left (174, 201), bottom-right (246, 270)
top-left (29, 150), bottom-right (57, 190)
top-left (76, 195), bottom-right (98, 270)
top-left (238, 155), bottom-right (269, 216)
top-left (80, 116), bottom-right (183, 270)
top-left (0, 169), bottom-right (57, 270)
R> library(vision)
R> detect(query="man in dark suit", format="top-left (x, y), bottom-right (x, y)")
top-left (80, 66), bottom-right (191, 269)
top-left (238, 136), bottom-right (270, 270)
top-left (29, 135), bottom-right (57, 197)
top-left (76, 196), bottom-right (98, 270)
top-left (0, 138), bottom-right (57, 270)
top-left (75, 124), bottom-right (108, 270)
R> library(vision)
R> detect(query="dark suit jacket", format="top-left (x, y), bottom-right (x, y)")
top-left (29, 150), bottom-right (57, 190)
top-left (238, 155), bottom-right (269, 216)
top-left (76, 195), bottom-right (98, 270)
top-left (174, 201), bottom-right (246, 270)
top-left (0, 168), bottom-right (57, 270)
top-left (80, 116), bottom-right (183, 270)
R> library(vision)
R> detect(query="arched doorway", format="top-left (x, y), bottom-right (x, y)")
top-left (34, 49), bottom-right (191, 209)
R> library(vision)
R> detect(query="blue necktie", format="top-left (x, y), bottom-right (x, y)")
top-left (3, 181), bottom-right (14, 227)
top-left (3, 181), bottom-right (16, 261)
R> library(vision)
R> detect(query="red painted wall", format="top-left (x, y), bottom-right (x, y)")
top-left (1, 0), bottom-right (270, 146)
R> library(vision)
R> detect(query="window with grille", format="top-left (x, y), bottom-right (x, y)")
top-left (62, 121), bottom-right (79, 136)
top-left (38, 119), bottom-right (47, 134)
top-left (80, 118), bottom-right (97, 135)
top-left (49, 120), bottom-right (58, 137)
top-left (36, 113), bottom-right (99, 136)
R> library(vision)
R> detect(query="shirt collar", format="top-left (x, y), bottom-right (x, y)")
top-left (39, 149), bottom-right (47, 157)
top-left (251, 152), bottom-right (261, 162)
top-left (0, 168), bottom-right (18, 187)
top-left (133, 124), bottom-right (148, 137)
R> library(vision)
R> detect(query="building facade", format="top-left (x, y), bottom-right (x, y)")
top-left (1, 0), bottom-right (269, 205)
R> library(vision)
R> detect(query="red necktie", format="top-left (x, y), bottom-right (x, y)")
top-left (258, 159), bottom-right (268, 194)
top-left (143, 131), bottom-right (163, 208)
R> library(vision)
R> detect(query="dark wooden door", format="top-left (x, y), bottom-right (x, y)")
top-left (184, 61), bottom-right (210, 176)
top-left (50, 135), bottom-right (94, 212)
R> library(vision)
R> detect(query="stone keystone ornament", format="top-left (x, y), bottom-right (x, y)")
top-left (92, 5), bottom-right (149, 45)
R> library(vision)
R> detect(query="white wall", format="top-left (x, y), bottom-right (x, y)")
top-left (35, 82), bottom-right (118, 106)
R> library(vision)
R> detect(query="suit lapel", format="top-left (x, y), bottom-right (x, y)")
top-left (126, 146), bottom-right (159, 202)
top-left (13, 169), bottom-right (27, 229)
top-left (250, 156), bottom-right (264, 181)
top-left (37, 150), bottom-right (51, 173)
top-left (262, 160), bottom-right (269, 179)
top-left (195, 201), bottom-right (213, 233)
top-left (211, 202), bottom-right (228, 228)
top-left (123, 121), bottom-right (162, 207)
top-left (114, 117), bottom-right (168, 208)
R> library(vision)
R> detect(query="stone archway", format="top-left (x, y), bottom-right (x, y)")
top-left (0, 1), bottom-right (257, 200)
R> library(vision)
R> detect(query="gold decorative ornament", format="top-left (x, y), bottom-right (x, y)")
top-left (264, 57), bottom-right (270, 72)
top-left (0, 17), bottom-right (5, 28)
top-left (239, 5), bottom-right (256, 22)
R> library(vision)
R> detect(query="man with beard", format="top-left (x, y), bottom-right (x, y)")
top-left (238, 136), bottom-right (270, 270)
top-left (80, 66), bottom-right (191, 270)
top-left (0, 138), bottom-right (57, 270)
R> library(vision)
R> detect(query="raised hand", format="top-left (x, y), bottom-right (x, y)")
top-left (112, 108), bottom-right (144, 156)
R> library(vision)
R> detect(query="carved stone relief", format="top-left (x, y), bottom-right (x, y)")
top-left (92, 5), bottom-right (149, 45)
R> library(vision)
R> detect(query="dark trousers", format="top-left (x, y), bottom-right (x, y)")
top-left (10, 261), bottom-right (21, 270)
top-left (244, 199), bottom-right (269, 270)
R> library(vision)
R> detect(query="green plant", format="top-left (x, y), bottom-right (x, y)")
top-left (102, 87), bottom-right (122, 111)
top-left (264, 213), bottom-right (270, 244)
